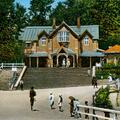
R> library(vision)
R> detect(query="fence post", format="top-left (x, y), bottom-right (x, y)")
top-left (117, 79), bottom-right (120, 91)
top-left (113, 113), bottom-right (117, 120)
top-left (92, 95), bottom-right (95, 120)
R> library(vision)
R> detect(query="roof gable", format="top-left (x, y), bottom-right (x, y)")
top-left (19, 24), bottom-right (99, 41)
top-left (79, 30), bottom-right (93, 40)
top-left (38, 30), bottom-right (49, 39)
top-left (49, 21), bottom-right (79, 39)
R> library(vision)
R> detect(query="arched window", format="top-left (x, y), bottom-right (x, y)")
top-left (39, 36), bottom-right (46, 46)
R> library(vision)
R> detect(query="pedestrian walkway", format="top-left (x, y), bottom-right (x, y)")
top-left (0, 86), bottom-right (98, 120)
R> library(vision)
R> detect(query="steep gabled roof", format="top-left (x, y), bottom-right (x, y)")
top-left (79, 30), bottom-right (93, 40)
top-left (19, 23), bottom-right (99, 41)
top-left (52, 47), bottom-right (75, 55)
top-left (49, 21), bottom-right (79, 39)
top-left (104, 45), bottom-right (120, 53)
top-left (38, 30), bottom-right (49, 39)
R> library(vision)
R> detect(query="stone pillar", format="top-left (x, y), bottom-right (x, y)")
top-left (29, 57), bottom-right (31, 67)
top-left (50, 58), bottom-right (53, 68)
top-left (57, 56), bottom-right (59, 67)
top-left (73, 55), bottom-right (75, 68)
top-left (37, 57), bottom-right (39, 68)
top-left (90, 57), bottom-right (92, 68)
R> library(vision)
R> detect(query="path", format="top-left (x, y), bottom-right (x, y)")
top-left (0, 86), bottom-right (98, 120)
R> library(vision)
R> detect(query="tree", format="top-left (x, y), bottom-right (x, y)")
top-left (91, 0), bottom-right (120, 40)
top-left (29, 0), bottom-right (54, 25)
top-left (50, 0), bottom-right (94, 25)
top-left (0, 0), bottom-right (26, 62)
top-left (0, 0), bottom-right (15, 43)
top-left (14, 3), bottom-right (28, 39)
top-left (49, 2), bottom-right (67, 25)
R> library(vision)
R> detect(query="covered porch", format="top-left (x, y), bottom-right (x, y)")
top-left (80, 51), bottom-right (104, 68)
top-left (24, 52), bottom-right (48, 67)
top-left (51, 48), bottom-right (76, 68)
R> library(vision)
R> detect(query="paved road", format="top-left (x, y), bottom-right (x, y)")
top-left (0, 86), bottom-right (99, 120)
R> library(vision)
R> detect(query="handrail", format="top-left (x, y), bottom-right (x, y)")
top-left (77, 104), bottom-right (120, 120)
top-left (78, 111), bottom-right (112, 120)
top-left (13, 66), bottom-right (27, 89)
top-left (0, 63), bottom-right (25, 68)
top-left (77, 104), bottom-right (120, 114)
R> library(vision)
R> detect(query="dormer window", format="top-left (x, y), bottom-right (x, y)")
top-left (26, 42), bottom-right (31, 48)
top-left (39, 36), bottom-right (46, 46)
top-left (57, 31), bottom-right (69, 42)
top-left (84, 36), bottom-right (89, 45)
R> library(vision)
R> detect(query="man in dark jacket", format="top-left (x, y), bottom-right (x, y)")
top-left (29, 86), bottom-right (36, 111)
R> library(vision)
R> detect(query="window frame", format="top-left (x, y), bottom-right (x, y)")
top-left (26, 43), bottom-right (31, 48)
top-left (84, 35), bottom-right (89, 46)
top-left (39, 36), bottom-right (46, 46)
top-left (57, 31), bottom-right (69, 42)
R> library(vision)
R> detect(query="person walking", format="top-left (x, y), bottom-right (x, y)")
top-left (48, 92), bottom-right (54, 109)
top-left (73, 99), bottom-right (81, 118)
top-left (69, 96), bottom-right (75, 117)
top-left (84, 101), bottom-right (89, 119)
top-left (92, 77), bottom-right (98, 88)
top-left (58, 94), bottom-right (63, 112)
top-left (29, 86), bottom-right (36, 111)
top-left (19, 80), bottom-right (24, 90)
top-left (108, 74), bottom-right (113, 82)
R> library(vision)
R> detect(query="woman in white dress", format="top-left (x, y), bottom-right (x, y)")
top-left (48, 92), bottom-right (54, 109)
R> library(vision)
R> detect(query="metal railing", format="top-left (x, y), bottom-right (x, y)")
top-left (0, 63), bottom-right (25, 68)
top-left (77, 104), bottom-right (120, 120)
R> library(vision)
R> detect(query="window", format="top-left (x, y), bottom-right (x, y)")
top-left (26, 43), bottom-right (31, 48)
top-left (40, 36), bottom-right (46, 46)
top-left (57, 31), bottom-right (69, 42)
top-left (84, 36), bottom-right (89, 45)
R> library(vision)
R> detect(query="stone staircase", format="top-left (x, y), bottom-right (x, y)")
top-left (22, 67), bottom-right (92, 89)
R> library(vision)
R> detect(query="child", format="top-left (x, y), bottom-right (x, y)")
top-left (84, 101), bottom-right (89, 119)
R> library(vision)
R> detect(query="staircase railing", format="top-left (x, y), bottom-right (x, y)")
top-left (13, 66), bottom-right (27, 89)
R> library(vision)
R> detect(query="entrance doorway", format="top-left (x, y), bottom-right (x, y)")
top-left (58, 55), bottom-right (66, 67)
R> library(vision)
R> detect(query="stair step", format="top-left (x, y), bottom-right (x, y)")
top-left (22, 68), bottom-right (92, 89)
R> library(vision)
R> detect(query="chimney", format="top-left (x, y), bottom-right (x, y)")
top-left (77, 17), bottom-right (80, 28)
top-left (52, 18), bottom-right (56, 29)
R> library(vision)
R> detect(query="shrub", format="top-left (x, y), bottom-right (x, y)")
top-left (94, 86), bottom-right (113, 109)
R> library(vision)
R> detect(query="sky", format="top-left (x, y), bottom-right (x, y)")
top-left (15, 0), bottom-right (65, 9)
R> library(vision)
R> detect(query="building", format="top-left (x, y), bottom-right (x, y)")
top-left (19, 18), bottom-right (104, 68)
top-left (104, 45), bottom-right (120, 65)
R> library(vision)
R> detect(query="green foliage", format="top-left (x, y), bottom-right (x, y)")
top-left (91, 0), bottom-right (120, 40)
top-left (94, 86), bottom-right (113, 109)
top-left (50, 0), bottom-right (93, 25)
top-left (96, 63), bottom-right (120, 79)
top-left (49, 2), bottom-right (67, 25)
top-left (0, 0), bottom-right (27, 62)
top-left (0, 0), bottom-right (120, 62)
top-left (14, 3), bottom-right (28, 39)
top-left (0, 41), bottom-right (24, 63)
top-left (29, 0), bottom-right (54, 25)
